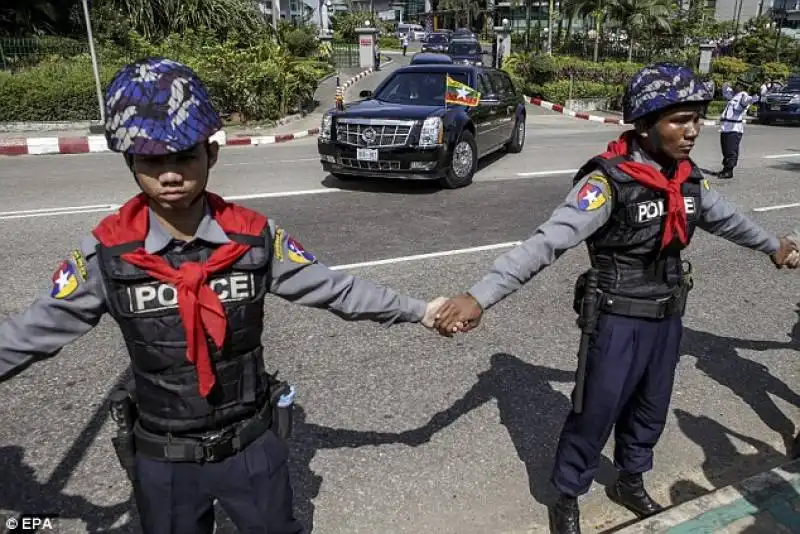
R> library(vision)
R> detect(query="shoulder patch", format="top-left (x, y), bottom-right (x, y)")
top-left (50, 259), bottom-right (81, 299)
top-left (274, 228), bottom-right (285, 262)
top-left (286, 236), bottom-right (315, 265)
top-left (70, 249), bottom-right (88, 281)
top-left (576, 175), bottom-right (608, 211)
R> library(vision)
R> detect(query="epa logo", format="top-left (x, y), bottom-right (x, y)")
top-left (4, 515), bottom-right (58, 531)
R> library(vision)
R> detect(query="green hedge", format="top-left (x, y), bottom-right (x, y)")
top-left (378, 36), bottom-right (400, 50)
top-left (0, 31), bottom-right (333, 123)
top-left (503, 52), bottom-right (795, 107)
top-left (0, 56), bottom-right (120, 121)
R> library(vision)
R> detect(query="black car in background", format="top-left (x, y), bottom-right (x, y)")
top-left (421, 32), bottom-right (451, 53)
top-left (758, 75), bottom-right (800, 124)
top-left (317, 55), bottom-right (526, 189)
top-left (448, 38), bottom-right (484, 65)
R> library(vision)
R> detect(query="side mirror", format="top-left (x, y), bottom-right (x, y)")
top-left (359, 90), bottom-right (372, 98)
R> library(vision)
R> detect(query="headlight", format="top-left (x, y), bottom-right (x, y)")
top-left (320, 113), bottom-right (333, 141)
top-left (475, 61), bottom-right (482, 66)
top-left (790, 95), bottom-right (800, 104)
top-left (419, 117), bottom-right (443, 147)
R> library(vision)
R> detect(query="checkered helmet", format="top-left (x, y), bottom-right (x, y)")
top-left (623, 63), bottom-right (714, 124)
top-left (103, 57), bottom-right (222, 155)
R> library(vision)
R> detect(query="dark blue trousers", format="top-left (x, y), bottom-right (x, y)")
top-left (551, 313), bottom-right (683, 497)
top-left (135, 430), bottom-right (305, 534)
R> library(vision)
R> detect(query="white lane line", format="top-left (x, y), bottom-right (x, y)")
top-left (516, 168), bottom-right (579, 177)
top-left (0, 190), bottom-right (344, 220)
top-left (762, 153), bottom-right (800, 159)
top-left (224, 189), bottom-right (342, 201)
top-left (222, 157), bottom-right (319, 166)
top-left (752, 202), bottom-right (800, 212)
top-left (329, 241), bottom-right (522, 271)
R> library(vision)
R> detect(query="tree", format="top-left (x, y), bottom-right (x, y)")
top-left (607, 0), bottom-right (673, 61)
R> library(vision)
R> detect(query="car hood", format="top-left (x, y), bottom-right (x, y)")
top-left (451, 54), bottom-right (483, 62)
top-left (334, 99), bottom-right (445, 120)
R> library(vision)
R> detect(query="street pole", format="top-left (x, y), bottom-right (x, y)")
top-left (547, 0), bottom-right (554, 55)
top-left (81, 0), bottom-right (105, 126)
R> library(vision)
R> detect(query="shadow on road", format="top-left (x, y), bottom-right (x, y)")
top-left (681, 323), bottom-right (800, 455)
top-left (393, 352), bottom-right (617, 507)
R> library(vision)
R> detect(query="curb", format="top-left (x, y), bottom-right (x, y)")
top-left (0, 67), bottom-right (381, 157)
top-left (523, 96), bottom-right (755, 127)
top-left (615, 458), bottom-right (800, 533)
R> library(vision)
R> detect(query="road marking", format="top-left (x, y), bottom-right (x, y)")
top-left (0, 189), bottom-right (345, 220)
top-left (516, 168), bottom-right (579, 177)
top-left (329, 241), bottom-right (522, 271)
top-left (752, 202), bottom-right (800, 212)
top-left (762, 153), bottom-right (800, 159)
top-left (222, 157), bottom-right (319, 166)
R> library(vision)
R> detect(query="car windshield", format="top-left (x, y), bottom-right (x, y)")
top-left (374, 71), bottom-right (472, 106)
top-left (450, 42), bottom-right (481, 55)
top-left (427, 34), bottom-right (448, 43)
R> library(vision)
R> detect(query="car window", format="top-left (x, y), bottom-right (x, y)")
top-left (477, 73), bottom-right (494, 99)
top-left (374, 71), bottom-right (472, 106)
top-left (426, 34), bottom-right (449, 43)
top-left (488, 71), bottom-right (511, 98)
top-left (449, 41), bottom-right (482, 56)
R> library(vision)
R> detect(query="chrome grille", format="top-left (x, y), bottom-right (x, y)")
top-left (340, 158), bottom-right (402, 171)
top-left (336, 118), bottom-right (415, 148)
top-left (765, 94), bottom-right (793, 105)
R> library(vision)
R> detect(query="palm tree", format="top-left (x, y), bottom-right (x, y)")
top-left (608, 0), bottom-right (673, 61)
top-left (438, 0), bottom-right (483, 28)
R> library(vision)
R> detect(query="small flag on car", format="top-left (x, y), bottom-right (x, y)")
top-left (445, 75), bottom-right (480, 107)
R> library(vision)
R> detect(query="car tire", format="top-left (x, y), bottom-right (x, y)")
top-left (506, 116), bottom-right (526, 153)
top-left (441, 130), bottom-right (477, 189)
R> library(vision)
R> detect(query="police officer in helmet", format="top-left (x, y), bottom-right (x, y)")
top-left (431, 63), bottom-right (800, 533)
top-left (0, 57), bottom-right (446, 533)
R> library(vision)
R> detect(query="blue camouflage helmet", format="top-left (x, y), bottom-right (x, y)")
top-left (623, 62), bottom-right (714, 124)
top-left (104, 57), bottom-right (222, 155)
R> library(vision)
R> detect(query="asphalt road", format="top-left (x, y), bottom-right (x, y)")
top-left (0, 110), bottom-right (798, 534)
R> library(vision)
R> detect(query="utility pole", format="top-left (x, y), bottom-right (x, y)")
top-left (80, 0), bottom-right (105, 128)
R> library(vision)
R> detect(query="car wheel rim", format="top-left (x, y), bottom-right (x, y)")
top-left (517, 121), bottom-right (525, 145)
top-left (452, 141), bottom-right (473, 178)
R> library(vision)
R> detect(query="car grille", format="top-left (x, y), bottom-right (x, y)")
top-left (765, 94), bottom-right (793, 105)
top-left (340, 158), bottom-right (402, 171)
top-left (336, 118), bottom-right (415, 148)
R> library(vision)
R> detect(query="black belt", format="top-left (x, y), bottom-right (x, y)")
top-left (598, 292), bottom-right (681, 320)
top-left (134, 401), bottom-right (272, 463)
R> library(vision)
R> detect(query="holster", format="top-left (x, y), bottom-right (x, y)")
top-left (109, 383), bottom-right (138, 482)
top-left (267, 373), bottom-right (294, 440)
top-left (674, 260), bottom-right (694, 317)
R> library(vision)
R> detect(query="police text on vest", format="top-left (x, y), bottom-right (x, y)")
top-left (634, 197), bottom-right (696, 224)
top-left (126, 273), bottom-right (256, 313)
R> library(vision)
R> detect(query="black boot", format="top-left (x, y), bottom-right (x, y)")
top-left (548, 494), bottom-right (581, 534)
top-left (718, 168), bottom-right (733, 179)
top-left (606, 472), bottom-right (664, 518)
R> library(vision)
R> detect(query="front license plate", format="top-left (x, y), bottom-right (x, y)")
top-left (357, 148), bottom-right (378, 161)
top-left (770, 104), bottom-right (782, 110)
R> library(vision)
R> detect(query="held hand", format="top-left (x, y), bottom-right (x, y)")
top-left (422, 297), bottom-right (449, 329)
top-left (433, 294), bottom-right (483, 337)
top-left (771, 236), bottom-right (800, 269)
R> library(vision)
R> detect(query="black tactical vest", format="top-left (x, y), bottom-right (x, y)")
top-left (573, 154), bottom-right (704, 299)
top-left (96, 229), bottom-right (272, 435)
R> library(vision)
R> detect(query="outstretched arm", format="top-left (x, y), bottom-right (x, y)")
top-left (0, 237), bottom-right (107, 381)
top-left (267, 220), bottom-right (430, 327)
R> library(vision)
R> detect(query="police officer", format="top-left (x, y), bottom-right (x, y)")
top-left (431, 63), bottom-right (800, 534)
top-left (0, 57), bottom-right (446, 533)
top-left (718, 79), bottom-right (755, 179)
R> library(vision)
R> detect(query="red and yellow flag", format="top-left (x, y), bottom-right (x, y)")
top-left (445, 75), bottom-right (481, 107)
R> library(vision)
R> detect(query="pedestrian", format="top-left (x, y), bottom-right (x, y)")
top-left (402, 33), bottom-right (409, 56)
top-left (431, 63), bottom-right (800, 534)
top-left (718, 79), bottom-right (754, 179)
top-left (0, 57), bottom-right (446, 533)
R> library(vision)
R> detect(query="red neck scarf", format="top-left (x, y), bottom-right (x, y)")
top-left (93, 192), bottom-right (268, 397)
top-left (602, 131), bottom-right (693, 249)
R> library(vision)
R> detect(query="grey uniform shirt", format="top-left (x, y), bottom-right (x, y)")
top-left (468, 142), bottom-right (781, 310)
top-left (0, 207), bottom-right (425, 379)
